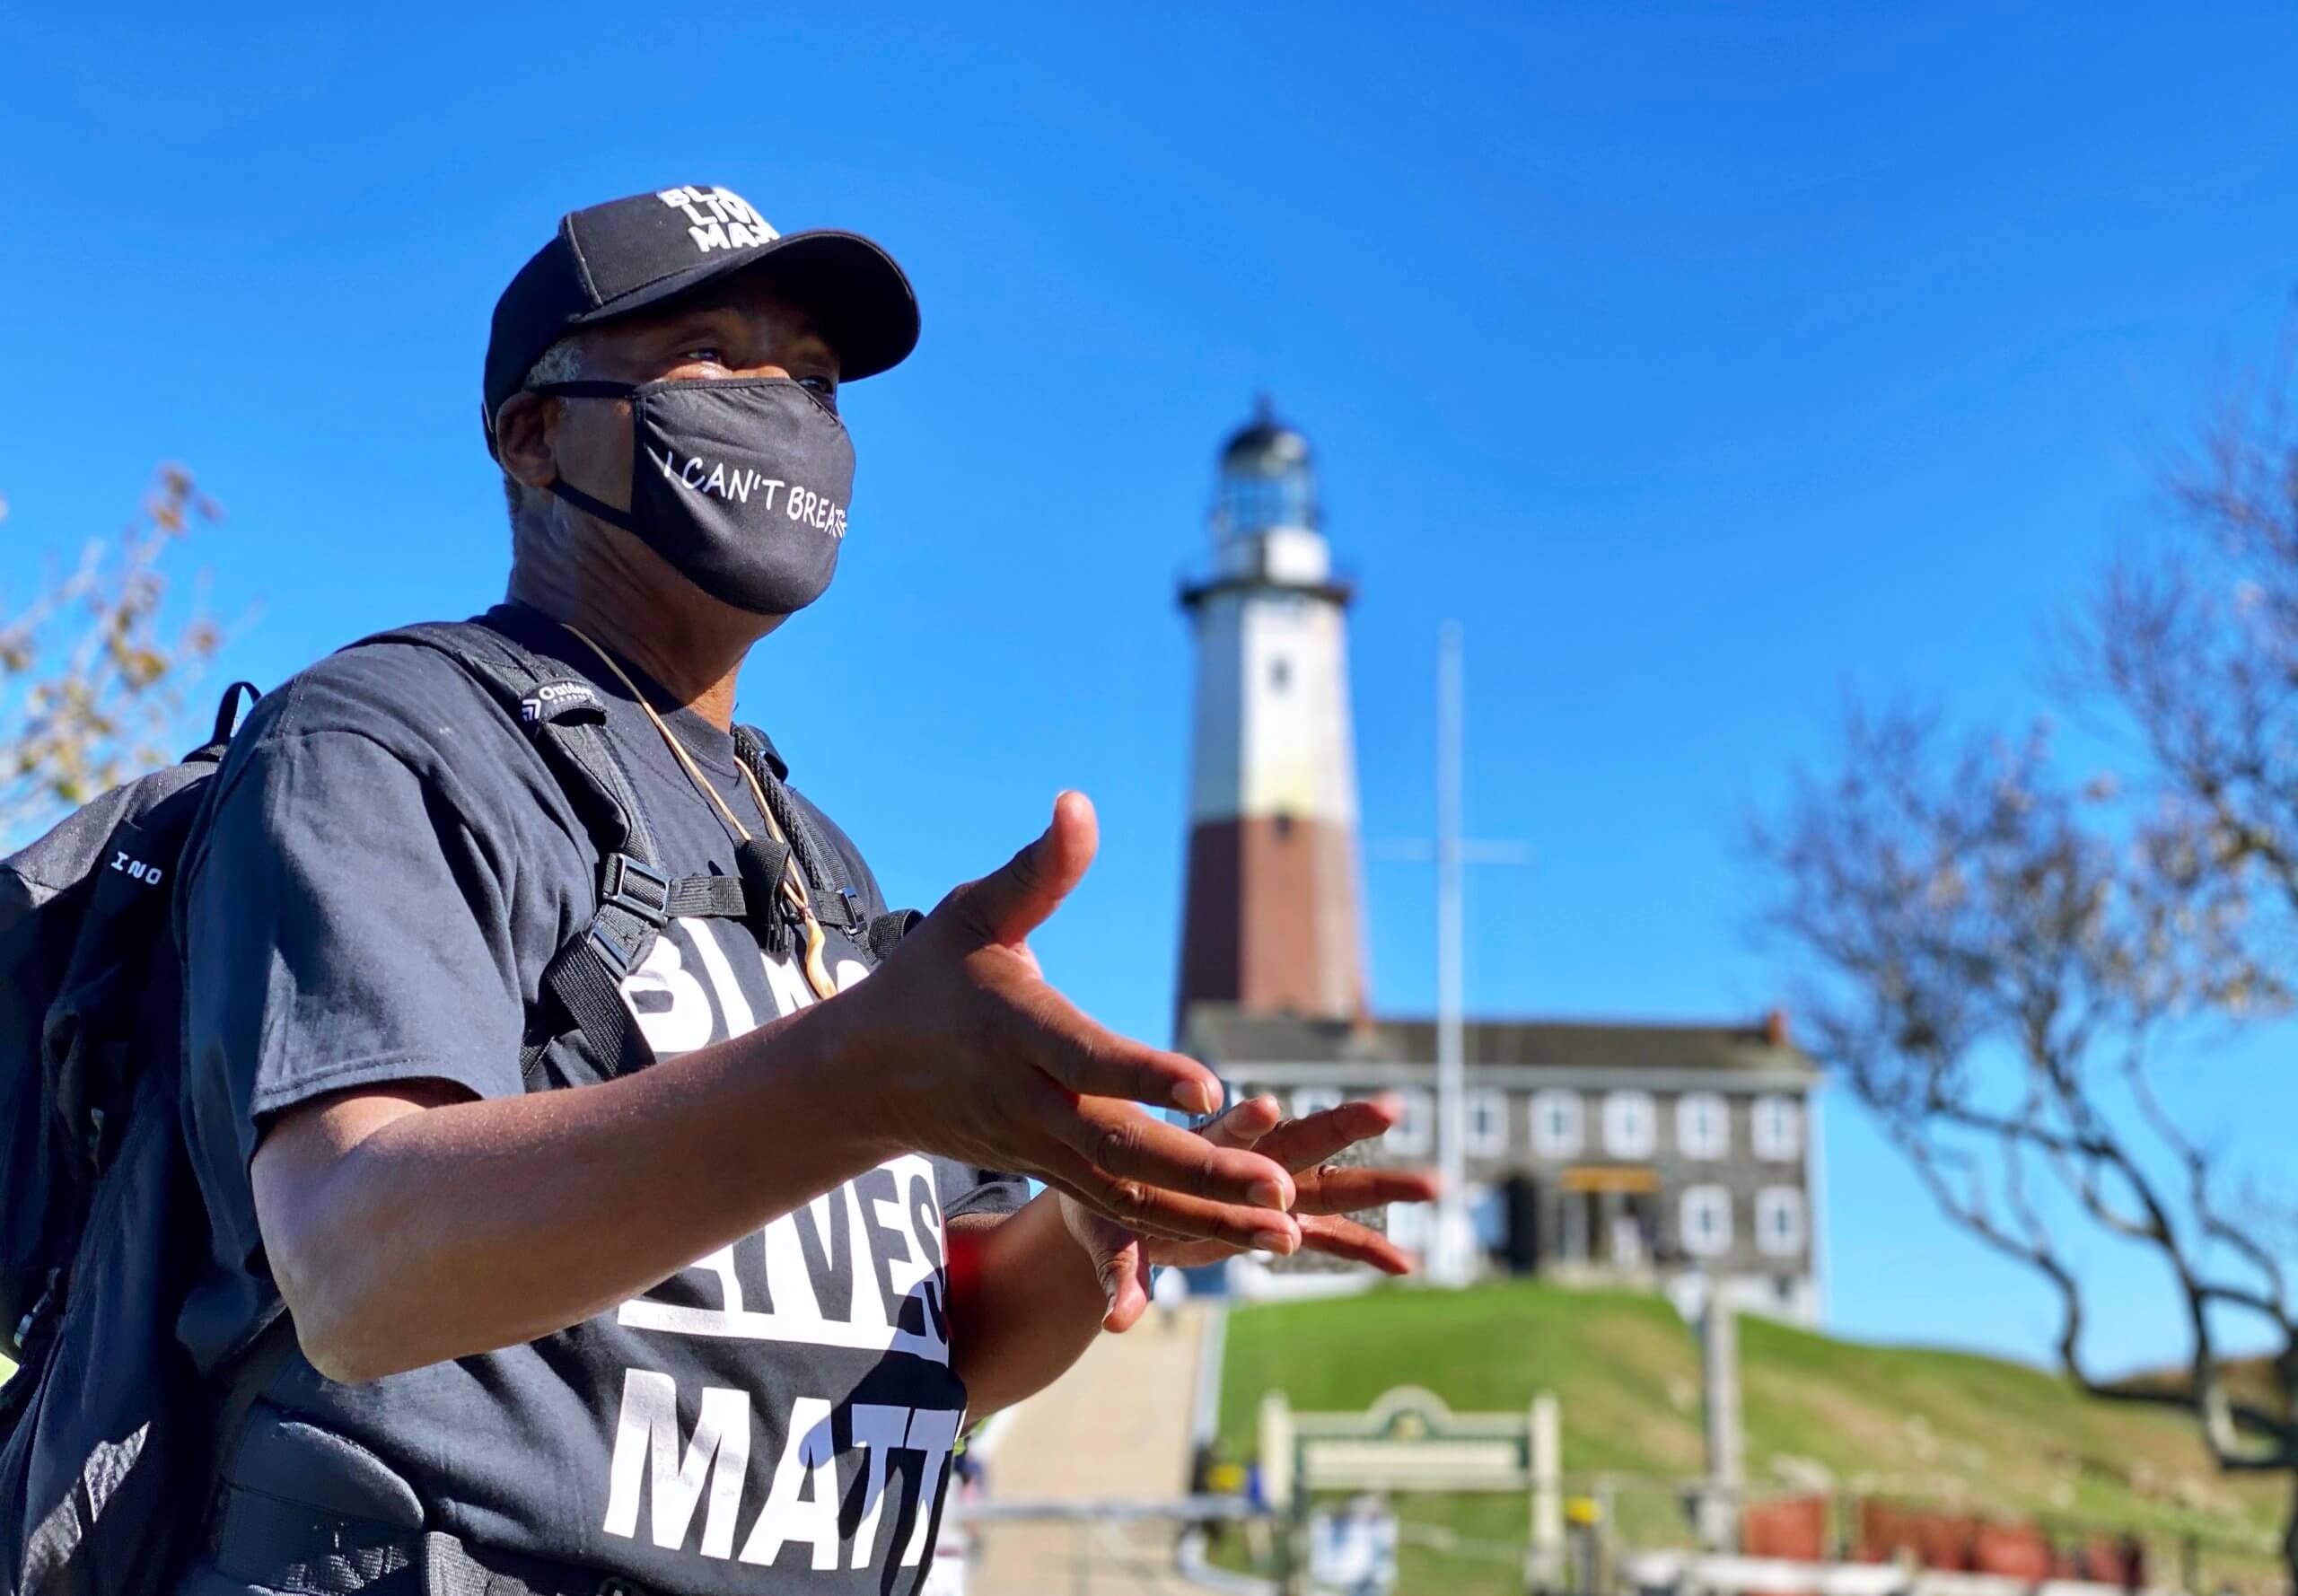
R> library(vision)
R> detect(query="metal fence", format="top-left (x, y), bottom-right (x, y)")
top-left (1030, 1479), bottom-right (2292, 1596)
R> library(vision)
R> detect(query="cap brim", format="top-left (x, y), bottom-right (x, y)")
top-left (567, 229), bottom-right (919, 381)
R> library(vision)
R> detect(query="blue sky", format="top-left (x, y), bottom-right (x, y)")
top-left (4, 2), bottom-right (2295, 1373)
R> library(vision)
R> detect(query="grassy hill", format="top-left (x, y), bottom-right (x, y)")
top-left (1213, 1282), bottom-right (2288, 1594)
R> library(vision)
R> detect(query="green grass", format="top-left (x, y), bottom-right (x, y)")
top-left (1211, 1281), bottom-right (2290, 1594)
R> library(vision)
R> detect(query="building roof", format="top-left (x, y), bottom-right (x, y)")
top-left (1180, 1003), bottom-right (1819, 1080)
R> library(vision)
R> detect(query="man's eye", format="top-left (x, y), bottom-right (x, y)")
top-left (677, 346), bottom-right (725, 364)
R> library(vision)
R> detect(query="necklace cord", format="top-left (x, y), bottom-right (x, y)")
top-left (557, 623), bottom-right (837, 998)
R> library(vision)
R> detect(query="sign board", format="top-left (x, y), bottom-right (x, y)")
top-left (1560, 1165), bottom-right (1658, 1194)
top-left (1259, 1385), bottom-right (1563, 1594)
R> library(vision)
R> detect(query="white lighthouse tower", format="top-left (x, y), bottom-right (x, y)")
top-left (1175, 400), bottom-right (1369, 1033)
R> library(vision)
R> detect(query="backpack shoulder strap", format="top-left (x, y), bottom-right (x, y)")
top-left (353, 621), bottom-right (657, 865)
top-left (187, 680), bottom-right (262, 765)
top-left (346, 621), bottom-right (680, 1086)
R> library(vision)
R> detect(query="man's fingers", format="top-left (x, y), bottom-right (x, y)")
top-left (1048, 1091), bottom-right (1296, 1211)
top-left (1197, 1095), bottom-right (1285, 1150)
top-left (1033, 1137), bottom-right (1302, 1253)
top-left (944, 792), bottom-right (1098, 946)
top-left (1022, 987), bottom-right (1224, 1118)
top-left (1300, 1215), bottom-right (1416, 1275)
top-left (1252, 1097), bottom-right (1404, 1171)
top-left (1293, 1166), bottom-right (1441, 1216)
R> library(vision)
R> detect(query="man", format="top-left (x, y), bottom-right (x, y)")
top-left (172, 183), bottom-right (1434, 1596)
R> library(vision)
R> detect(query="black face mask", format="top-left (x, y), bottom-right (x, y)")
top-left (536, 377), bottom-right (855, 618)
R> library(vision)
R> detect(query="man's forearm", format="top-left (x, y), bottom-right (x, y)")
top-left (946, 1194), bottom-right (1111, 1418)
top-left (261, 1000), bottom-right (890, 1382)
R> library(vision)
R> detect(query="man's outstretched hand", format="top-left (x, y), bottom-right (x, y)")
top-left (845, 793), bottom-right (1304, 1253)
top-left (1061, 1094), bottom-right (1442, 1332)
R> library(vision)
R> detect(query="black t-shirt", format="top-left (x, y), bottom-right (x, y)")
top-left (175, 604), bottom-right (1025, 1594)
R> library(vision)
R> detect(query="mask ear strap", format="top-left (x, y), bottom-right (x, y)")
top-left (530, 380), bottom-right (637, 400)
top-left (527, 381), bottom-right (645, 532)
top-left (547, 475), bottom-right (640, 534)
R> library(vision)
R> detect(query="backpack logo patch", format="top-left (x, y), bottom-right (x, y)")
top-left (108, 850), bottom-right (163, 887)
top-left (520, 680), bottom-right (602, 725)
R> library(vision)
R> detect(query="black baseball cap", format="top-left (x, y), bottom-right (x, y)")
top-left (482, 183), bottom-right (919, 455)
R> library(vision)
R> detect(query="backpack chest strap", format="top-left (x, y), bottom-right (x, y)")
top-left (522, 855), bottom-right (785, 1088)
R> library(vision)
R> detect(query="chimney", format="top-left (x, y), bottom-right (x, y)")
top-left (1763, 1007), bottom-right (1792, 1048)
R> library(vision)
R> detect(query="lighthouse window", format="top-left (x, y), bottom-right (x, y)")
top-left (1273, 812), bottom-right (1294, 840)
top-left (1269, 656), bottom-right (1292, 691)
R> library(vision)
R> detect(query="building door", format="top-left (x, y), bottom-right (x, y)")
top-left (1558, 1168), bottom-right (1659, 1272)
top-left (1609, 1201), bottom-right (1645, 1268)
top-left (1501, 1174), bottom-right (1539, 1274)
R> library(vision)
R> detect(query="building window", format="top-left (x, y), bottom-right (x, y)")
top-left (1387, 1199), bottom-right (1428, 1255)
top-left (1292, 1087), bottom-right (1341, 1122)
top-left (1389, 1090), bottom-right (1433, 1155)
top-left (1603, 1091), bottom-right (1656, 1159)
top-left (1269, 656), bottom-right (1292, 691)
top-left (1752, 1094), bottom-right (1803, 1162)
top-left (1676, 1092), bottom-right (1729, 1160)
top-left (1756, 1188), bottom-right (1806, 1258)
top-left (1680, 1186), bottom-right (1732, 1258)
top-left (1530, 1091), bottom-right (1583, 1158)
top-left (1466, 1089), bottom-right (1508, 1156)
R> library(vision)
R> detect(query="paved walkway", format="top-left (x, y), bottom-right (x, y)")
top-left (971, 1303), bottom-right (1214, 1596)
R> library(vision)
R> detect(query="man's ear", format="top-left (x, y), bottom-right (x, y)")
top-left (494, 390), bottom-right (558, 491)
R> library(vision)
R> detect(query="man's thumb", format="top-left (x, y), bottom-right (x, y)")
top-left (958, 792), bottom-right (1098, 943)
top-left (1097, 1236), bottom-right (1151, 1334)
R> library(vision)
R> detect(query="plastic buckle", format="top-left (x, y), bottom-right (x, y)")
top-left (599, 854), bottom-right (672, 925)
top-left (586, 919), bottom-right (647, 978)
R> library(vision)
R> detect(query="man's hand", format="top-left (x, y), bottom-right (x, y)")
top-left (838, 792), bottom-right (1302, 1252)
top-left (1058, 1094), bottom-right (1441, 1331)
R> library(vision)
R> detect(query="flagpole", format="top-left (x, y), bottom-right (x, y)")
top-left (1433, 620), bottom-right (1472, 1286)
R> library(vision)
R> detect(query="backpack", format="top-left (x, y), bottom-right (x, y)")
top-left (0, 618), bottom-right (902, 1596)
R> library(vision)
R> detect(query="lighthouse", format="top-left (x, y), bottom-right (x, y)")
top-left (1175, 400), bottom-right (1369, 1035)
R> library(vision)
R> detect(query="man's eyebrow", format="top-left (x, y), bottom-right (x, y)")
top-left (786, 329), bottom-right (838, 364)
top-left (629, 302), bottom-right (837, 367)
top-left (646, 304), bottom-right (740, 339)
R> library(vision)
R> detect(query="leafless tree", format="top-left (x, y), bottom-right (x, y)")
top-left (1, 468), bottom-right (226, 846)
top-left (1755, 364), bottom-right (2298, 1580)
top-left (1755, 712), bottom-right (2298, 1570)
